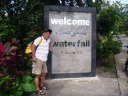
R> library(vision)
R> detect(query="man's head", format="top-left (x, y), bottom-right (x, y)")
top-left (43, 29), bottom-right (52, 40)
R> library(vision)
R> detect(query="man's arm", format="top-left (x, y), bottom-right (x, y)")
top-left (49, 41), bottom-right (53, 52)
top-left (32, 44), bottom-right (37, 62)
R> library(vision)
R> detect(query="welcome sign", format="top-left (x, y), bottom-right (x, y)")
top-left (50, 17), bottom-right (90, 26)
top-left (44, 6), bottom-right (96, 78)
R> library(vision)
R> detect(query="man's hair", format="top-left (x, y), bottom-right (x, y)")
top-left (43, 29), bottom-right (52, 34)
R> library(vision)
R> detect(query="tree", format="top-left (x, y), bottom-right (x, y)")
top-left (97, 2), bottom-right (121, 36)
top-left (0, 13), bottom-right (15, 42)
top-left (112, 2), bottom-right (128, 33)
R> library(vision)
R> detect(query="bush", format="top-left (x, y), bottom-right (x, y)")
top-left (96, 35), bottom-right (122, 59)
top-left (0, 75), bottom-right (36, 96)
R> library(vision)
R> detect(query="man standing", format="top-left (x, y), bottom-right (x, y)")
top-left (32, 29), bottom-right (52, 95)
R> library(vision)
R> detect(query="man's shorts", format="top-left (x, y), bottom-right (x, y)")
top-left (32, 59), bottom-right (47, 75)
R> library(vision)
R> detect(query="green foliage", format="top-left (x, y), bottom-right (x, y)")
top-left (89, 0), bottom-right (103, 13)
top-left (102, 40), bottom-right (120, 57)
top-left (96, 34), bottom-right (122, 59)
top-left (97, 6), bottom-right (120, 36)
top-left (22, 75), bottom-right (33, 83)
top-left (0, 75), bottom-right (36, 96)
top-left (12, 75), bottom-right (36, 95)
top-left (0, 76), bottom-right (9, 85)
top-left (0, 38), bottom-right (35, 96)
top-left (112, 2), bottom-right (128, 33)
top-left (0, 0), bottom-right (45, 51)
top-left (0, 15), bottom-right (16, 42)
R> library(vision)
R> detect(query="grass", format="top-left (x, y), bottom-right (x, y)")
top-left (104, 62), bottom-right (116, 72)
top-left (104, 66), bottom-right (116, 72)
top-left (97, 56), bottom-right (116, 72)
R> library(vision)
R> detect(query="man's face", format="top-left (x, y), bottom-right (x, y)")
top-left (43, 32), bottom-right (50, 40)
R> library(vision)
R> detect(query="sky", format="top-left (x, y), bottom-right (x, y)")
top-left (107, 0), bottom-right (128, 4)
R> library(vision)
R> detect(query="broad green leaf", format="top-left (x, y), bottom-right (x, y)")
top-left (17, 84), bottom-right (23, 91)
top-left (21, 81), bottom-right (36, 92)
top-left (0, 75), bottom-right (9, 80)
top-left (22, 75), bottom-right (33, 83)
top-left (0, 79), bottom-right (6, 85)
top-left (0, 76), bottom-right (9, 85)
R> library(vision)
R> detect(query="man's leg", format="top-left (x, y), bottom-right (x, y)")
top-left (34, 74), bottom-right (46, 95)
top-left (32, 60), bottom-right (45, 95)
top-left (40, 62), bottom-right (47, 89)
top-left (34, 75), bottom-right (41, 91)
top-left (40, 73), bottom-right (46, 87)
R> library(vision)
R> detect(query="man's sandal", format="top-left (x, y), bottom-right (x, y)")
top-left (40, 85), bottom-right (48, 90)
top-left (35, 90), bottom-right (45, 95)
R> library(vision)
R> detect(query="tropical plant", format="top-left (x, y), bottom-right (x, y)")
top-left (0, 75), bottom-right (36, 96)
top-left (10, 75), bottom-right (36, 96)
top-left (0, 38), bottom-right (20, 77)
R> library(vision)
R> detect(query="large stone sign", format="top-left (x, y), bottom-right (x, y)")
top-left (44, 6), bottom-right (96, 78)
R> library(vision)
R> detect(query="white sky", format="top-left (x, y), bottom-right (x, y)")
top-left (107, 0), bottom-right (128, 4)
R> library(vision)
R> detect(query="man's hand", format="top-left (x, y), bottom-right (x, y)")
top-left (32, 56), bottom-right (37, 62)
top-left (49, 48), bottom-right (53, 53)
